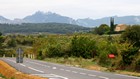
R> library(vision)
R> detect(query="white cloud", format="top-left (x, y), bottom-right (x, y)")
top-left (0, 0), bottom-right (140, 19)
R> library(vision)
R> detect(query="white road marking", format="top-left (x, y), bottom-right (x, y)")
top-left (65, 70), bottom-right (71, 72)
top-left (52, 67), bottom-right (57, 69)
top-left (20, 64), bottom-right (26, 67)
top-left (26, 61), bottom-right (43, 66)
top-left (72, 71), bottom-right (78, 73)
top-left (99, 76), bottom-right (109, 79)
top-left (28, 67), bottom-right (44, 73)
top-left (88, 74), bottom-right (96, 77)
top-left (79, 72), bottom-right (86, 75)
top-left (32, 74), bottom-right (56, 77)
top-left (51, 74), bottom-right (68, 79)
top-left (26, 61), bottom-right (51, 68)
top-left (32, 74), bottom-right (68, 79)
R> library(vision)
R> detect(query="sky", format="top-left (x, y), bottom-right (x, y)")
top-left (0, 0), bottom-right (140, 20)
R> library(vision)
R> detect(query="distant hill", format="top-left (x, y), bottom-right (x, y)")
top-left (0, 16), bottom-right (11, 23)
top-left (23, 11), bottom-right (77, 24)
top-left (0, 23), bottom-right (90, 34)
top-left (76, 16), bottom-right (140, 27)
top-left (0, 11), bottom-right (140, 27)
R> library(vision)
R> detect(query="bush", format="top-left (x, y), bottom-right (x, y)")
top-left (97, 39), bottom-right (117, 67)
top-left (71, 36), bottom-right (96, 58)
top-left (121, 25), bottom-right (140, 47)
top-left (98, 51), bottom-right (111, 67)
top-left (47, 44), bottom-right (64, 58)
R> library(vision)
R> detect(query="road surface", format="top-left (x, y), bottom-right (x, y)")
top-left (0, 58), bottom-right (140, 79)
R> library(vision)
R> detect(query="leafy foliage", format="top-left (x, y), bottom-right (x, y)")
top-left (93, 24), bottom-right (110, 35)
top-left (121, 25), bottom-right (140, 47)
top-left (71, 36), bottom-right (96, 58)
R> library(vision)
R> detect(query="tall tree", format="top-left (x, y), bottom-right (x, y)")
top-left (110, 17), bottom-right (115, 33)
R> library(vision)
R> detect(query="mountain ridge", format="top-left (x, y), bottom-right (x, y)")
top-left (0, 11), bottom-right (140, 27)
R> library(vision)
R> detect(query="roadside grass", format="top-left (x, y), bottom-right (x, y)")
top-left (0, 74), bottom-right (6, 79)
top-left (0, 60), bottom-right (47, 79)
top-left (44, 57), bottom-right (97, 68)
top-left (44, 57), bottom-right (140, 77)
top-left (116, 70), bottom-right (140, 77)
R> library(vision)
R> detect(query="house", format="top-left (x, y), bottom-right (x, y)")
top-left (114, 24), bottom-right (128, 32)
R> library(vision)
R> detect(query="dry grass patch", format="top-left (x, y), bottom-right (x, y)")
top-left (116, 70), bottom-right (140, 77)
top-left (0, 60), bottom-right (47, 79)
top-left (87, 65), bottom-right (140, 77)
top-left (87, 65), bottom-right (107, 71)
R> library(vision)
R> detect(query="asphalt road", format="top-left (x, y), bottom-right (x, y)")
top-left (0, 58), bottom-right (140, 79)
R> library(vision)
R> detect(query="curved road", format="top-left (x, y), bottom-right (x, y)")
top-left (0, 58), bottom-right (140, 79)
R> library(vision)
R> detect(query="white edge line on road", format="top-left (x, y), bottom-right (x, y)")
top-left (28, 67), bottom-right (44, 73)
top-left (72, 71), bottom-right (78, 73)
top-left (88, 74), bottom-right (96, 77)
top-left (26, 61), bottom-right (51, 68)
top-left (65, 70), bottom-right (71, 72)
top-left (31, 74), bottom-right (58, 77)
top-left (52, 67), bottom-right (57, 69)
top-left (51, 74), bottom-right (68, 79)
top-left (20, 64), bottom-right (26, 67)
top-left (99, 76), bottom-right (109, 79)
top-left (79, 72), bottom-right (86, 75)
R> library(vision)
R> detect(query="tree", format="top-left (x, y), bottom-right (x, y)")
top-left (110, 17), bottom-right (115, 33)
top-left (0, 32), bottom-right (2, 36)
top-left (121, 25), bottom-right (140, 47)
top-left (0, 32), bottom-right (4, 56)
top-left (94, 24), bottom-right (110, 35)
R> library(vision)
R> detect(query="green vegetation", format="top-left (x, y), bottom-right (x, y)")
top-left (0, 73), bottom-right (15, 79)
top-left (93, 24), bottom-right (110, 35)
top-left (0, 24), bottom-right (140, 74)
top-left (0, 73), bottom-right (6, 78)
top-left (121, 25), bottom-right (140, 47)
top-left (0, 32), bottom-right (4, 57)
top-left (0, 23), bottom-right (90, 34)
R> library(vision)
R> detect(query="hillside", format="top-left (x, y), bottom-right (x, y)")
top-left (0, 11), bottom-right (140, 27)
top-left (0, 23), bottom-right (90, 34)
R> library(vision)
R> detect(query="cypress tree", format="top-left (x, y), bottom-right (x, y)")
top-left (110, 17), bottom-right (115, 33)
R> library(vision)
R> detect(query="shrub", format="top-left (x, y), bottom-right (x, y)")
top-left (71, 36), bottom-right (96, 58)
top-left (121, 25), bottom-right (140, 47)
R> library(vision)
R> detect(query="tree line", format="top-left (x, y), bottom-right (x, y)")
top-left (0, 23), bottom-right (90, 34)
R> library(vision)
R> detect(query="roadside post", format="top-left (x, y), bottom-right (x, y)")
top-left (16, 48), bottom-right (23, 63)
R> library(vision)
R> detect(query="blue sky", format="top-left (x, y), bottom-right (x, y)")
top-left (0, 0), bottom-right (140, 20)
